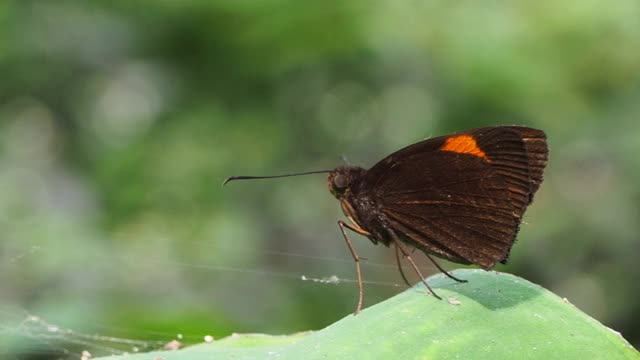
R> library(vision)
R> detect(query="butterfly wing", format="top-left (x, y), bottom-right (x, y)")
top-left (354, 127), bottom-right (548, 269)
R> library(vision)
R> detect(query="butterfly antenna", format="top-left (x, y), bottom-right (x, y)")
top-left (223, 170), bottom-right (332, 186)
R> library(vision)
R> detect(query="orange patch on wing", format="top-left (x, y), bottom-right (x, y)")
top-left (440, 135), bottom-right (490, 161)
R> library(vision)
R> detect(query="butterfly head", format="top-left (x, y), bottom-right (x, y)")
top-left (327, 166), bottom-right (365, 199)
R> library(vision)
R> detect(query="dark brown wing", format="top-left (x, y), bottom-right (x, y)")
top-left (466, 127), bottom-right (540, 218)
top-left (360, 126), bottom-right (548, 220)
top-left (353, 126), bottom-right (548, 269)
top-left (369, 151), bottom-right (519, 269)
top-left (502, 126), bottom-right (548, 197)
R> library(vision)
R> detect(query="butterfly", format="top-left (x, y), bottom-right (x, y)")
top-left (225, 126), bottom-right (549, 314)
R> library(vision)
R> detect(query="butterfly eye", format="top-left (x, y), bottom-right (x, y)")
top-left (333, 174), bottom-right (348, 189)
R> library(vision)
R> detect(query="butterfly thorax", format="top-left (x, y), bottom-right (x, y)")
top-left (328, 166), bottom-right (391, 246)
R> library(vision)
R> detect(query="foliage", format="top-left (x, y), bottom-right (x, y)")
top-left (97, 271), bottom-right (638, 360)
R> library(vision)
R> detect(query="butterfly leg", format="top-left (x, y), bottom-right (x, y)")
top-left (394, 243), bottom-right (411, 287)
top-left (389, 230), bottom-right (442, 300)
top-left (424, 253), bottom-right (467, 283)
top-left (337, 220), bottom-right (370, 315)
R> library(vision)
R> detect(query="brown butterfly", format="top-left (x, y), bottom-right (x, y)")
top-left (225, 126), bottom-right (549, 314)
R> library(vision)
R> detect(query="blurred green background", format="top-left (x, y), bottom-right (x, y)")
top-left (1, 1), bottom-right (639, 358)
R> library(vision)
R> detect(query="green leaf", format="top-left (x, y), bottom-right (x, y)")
top-left (97, 270), bottom-right (638, 360)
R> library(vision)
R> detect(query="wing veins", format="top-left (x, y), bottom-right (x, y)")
top-left (428, 219), bottom-right (506, 253)
top-left (423, 217), bottom-right (503, 261)
top-left (384, 207), bottom-right (516, 227)
top-left (383, 174), bottom-right (502, 196)
top-left (387, 200), bottom-right (515, 215)
top-left (441, 217), bottom-right (514, 245)
top-left (384, 211), bottom-right (469, 260)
